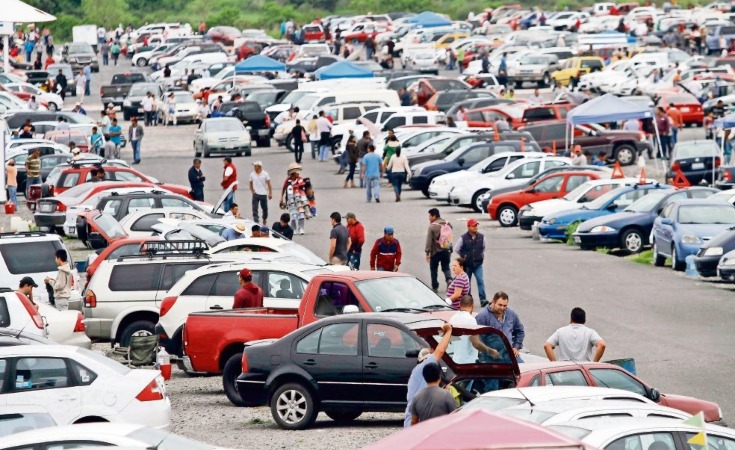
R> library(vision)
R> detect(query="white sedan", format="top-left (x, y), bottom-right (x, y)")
top-left (3, 82), bottom-right (64, 111)
top-left (0, 345), bottom-right (170, 428)
top-left (118, 207), bottom-right (212, 237)
top-left (37, 302), bottom-right (92, 348)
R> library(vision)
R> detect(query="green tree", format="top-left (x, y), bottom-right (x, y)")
top-left (81, 0), bottom-right (131, 28)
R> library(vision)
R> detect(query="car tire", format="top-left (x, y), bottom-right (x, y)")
top-left (270, 382), bottom-right (317, 430)
top-left (471, 189), bottom-right (489, 213)
top-left (245, 147), bottom-right (252, 157)
top-left (119, 320), bottom-right (155, 347)
top-left (136, 58), bottom-right (148, 67)
top-left (48, 102), bottom-right (58, 112)
top-left (653, 240), bottom-right (666, 266)
top-left (203, 147), bottom-right (210, 158)
top-left (324, 410), bottom-right (362, 423)
top-left (223, 352), bottom-right (249, 407)
top-left (671, 245), bottom-right (685, 271)
top-left (614, 145), bottom-right (636, 166)
top-left (497, 205), bottom-right (518, 227)
top-left (540, 73), bottom-right (551, 88)
top-left (621, 228), bottom-right (644, 253)
top-left (515, 81), bottom-right (523, 89)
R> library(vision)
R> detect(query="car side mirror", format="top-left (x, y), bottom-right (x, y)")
top-left (607, 203), bottom-right (618, 210)
top-left (649, 387), bottom-right (661, 402)
top-left (527, 188), bottom-right (536, 193)
top-left (88, 232), bottom-right (108, 250)
top-left (660, 218), bottom-right (673, 226)
top-left (457, 158), bottom-right (465, 166)
top-left (405, 349), bottom-right (420, 358)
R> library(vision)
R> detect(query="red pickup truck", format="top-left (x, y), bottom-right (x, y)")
top-left (181, 271), bottom-right (455, 377)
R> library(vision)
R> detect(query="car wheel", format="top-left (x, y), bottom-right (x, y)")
top-left (614, 145), bottom-right (636, 166)
top-left (325, 410), bottom-right (362, 423)
top-left (119, 320), bottom-right (155, 347)
top-left (515, 81), bottom-right (523, 89)
top-left (245, 147), bottom-right (252, 157)
top-left (223, 352), bottom-right (250, 407)
top-left (653, 240), bottom-right (666, 266)
top-left (136, 58), bottom-right (148, 67)
top-left (123, 112), bottom-right (130, 121)
top-left (621, 228), bottom-right (644, 253)
top-left (48, 102), bottom-right (58, 112)
top-left (471, 189), bottom-right (488, 213)
top-left (285, 134), bottom-right (294, 152)
top-left (671, 245), bottom-right (685, 271)
top-left (497, 205), bottom-right (518, 227)
top-left (271, 383), bottom-right (317, 430)
top-left (540, 73), bottom-right (551, 88)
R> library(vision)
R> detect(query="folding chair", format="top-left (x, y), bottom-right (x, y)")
top-left (114, 335), bottom-right (159, 367)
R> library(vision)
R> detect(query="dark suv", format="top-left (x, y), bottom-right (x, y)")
top-left (5, 111), bottom-right (94, 130)
top-left (63, 42), bottom-right (99, 72)
top-left (219, 101), bottom-right (271, 147)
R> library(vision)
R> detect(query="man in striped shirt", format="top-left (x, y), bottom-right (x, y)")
top-left (24, 148), bottom-right (42, 198)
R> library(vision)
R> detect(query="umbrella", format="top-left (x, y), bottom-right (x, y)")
top-left (361, 409), bottom-right (594, 450)
top-left (1, 0), bottom-right (57, 73)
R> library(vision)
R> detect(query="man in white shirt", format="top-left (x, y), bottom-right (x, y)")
top-left (316, 110), bottom-right (333, 161)
top-left (55, 117), bottom-right (70, 130)
top-left (544, 307), bottom-right (606, 362)
top-left (623, 118), bottom-right (640, 131)
top-left (74, 71), bottom-right (87, 101)
top-left (141, 92), bottom-right (154, 127)
top-left (249, 161), bottom-right (272, 225)
top-left (528, 88), bottom-right (544, 104)
top-left (449, 295), bottom-right (499, 364)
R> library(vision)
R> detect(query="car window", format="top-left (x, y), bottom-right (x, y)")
top-left (661, 203), bottom-right (675, 218)
top-left (509, 161), bottom-right (540, 179)
top-left (170, 212), bottom-right (200, 221)
top-left (413, 116), bottom-right (428, 124)
top-left (684, 434), bottom-right (735, 450)
top-left (161, 263), bottom-right (209, 292)
top-left (0, 299), bottom-right (9, 328)
top-left (689, 190), bottom-right (714, 199)
top-left (266, 272), bottom-right (306, 299)
top-left (612, 190), bottom-right (644, 209)
top-left (296, 322), bottom-right (359, 356)
top-left (130, 213), bottom-right (165, 232)
top-left (544, 370), bottom-right (588, 386)
top-left (160, 198), bottom-right (194, 209)
top-left (183, 273), bottom-right (218, 296)
top-left (524, 107), bottom-right (555, 122)
top-left (534, 176), bottom-right (564, 193)
top-left (314, 281), bottom-right (362, 317)
top-left (462, 146), bottom-right (490, 165)
top-left (0, 240), bottom-right (63, 274)
top-left (528, 374), bottom-right (541, 387)
top-left (492, 145), bottom-right (516, 154)
top-left (482, 157), bottom-right (508, 173)
top-left (343, 107), bottom-right (361, 120)
top-left (544, 124), bottom-right (566, 140)
top-left (69, 360), bottom-right (97, 386)
top-left (107, 243), bottom-right (141, 260)
top-left (606, 432), bottom-right (676, 450)
top-left (109, 264), bottom-right (164, 291)
top-left (0, 360), bottom-right (5, 391)
top-left (100, 199), bottom-right (123, 216)
top-left (589, 368), bottom-right (648, 396)
top-left (212, 270), bottom-right (260, 297)
top-left (565, 175), bottom-right (590, 191)
top-left (366, 323), bottom-right (421, 358)
top-left (126, 197), bottom-right (156, 215)
top-left (114, 171), bottom-right (146, 182)
top-left (13, 357), bottom-right (69, 391)
top-left (580, 184), bottom-right (614, 202)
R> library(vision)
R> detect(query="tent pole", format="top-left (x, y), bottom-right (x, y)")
top-left (651, 117), bottom-right (665, 177)
top-left (3, 36), bottom-right (9, 74)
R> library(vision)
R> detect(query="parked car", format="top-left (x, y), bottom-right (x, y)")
top-left (62, 41), bottom-right (99, 71)
top-left (0, 287), bottom-right (47, 339)
top-left (407, 133), bottom-right (496, 166)
top-left (122, 82), bottom-right (165, 121)
top-left (466, 103), bottom-right (573, 130)
top-left (667, 140), bottom-right (721, 186)
top-left (46, 64), bottom-right (77, 96)
top-left (8, 152), bottom-right (70, 195)
top-left (657, 92), bottom-right (704, 126)
top-left (194, 117), bottom-right (252, 158)
top-left (1, 82), bottom-right (64, 111)
top-left (118, 208), bottom-right (212, 237)
top-left (717, 248), bottom-right (735, 281)
top-left (156, 90), bottom-right (198, 125)
top-left (652, 199), bottom-right (735, 270)
top-left (551, 56), bottom-right (605, 87)
top-left (218, 101), bottom-right (272, 147)
top-left (694, 226), bottom-right (735, 277)
top-left (573, 187), bottom-right (718, 252)
top-left (507, 53), bottom-right (561, 88)
top-left (36, 302), bottom-right (91, 348)
top-left (425, 90), bottom-right (496, 112)
top-left (100, 72), bottom-right (151, 109)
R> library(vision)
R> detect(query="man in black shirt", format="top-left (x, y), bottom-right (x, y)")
top-left (55, 69), bottom-right (67, 100)
top-left (272, 213), bottom-right (294, 240)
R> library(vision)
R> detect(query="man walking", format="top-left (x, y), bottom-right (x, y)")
top-left (362, 144), bottom-right (382, 203)
top-left (233, 268), bottom-right (264, 308)
top-left (316, 111), bottom-right (332, 161)
top-left (544, 307), bottom-right (606, 362)
top-left (425, 208), bottom-right (453, 293)
top-left (291, 119), bottom-right (305, 163)
top-left (128, 117), bottom-right (144, 164)
top-left (328, 212), bottom-right (350, 265)
top-left (356, 131), bottom-right (372, 188)
top-left (370, 226), bottom-right (402, 271)
top-left (476, 291), bottom-right (526, 361)
top-left (24, 148), bottom-right (41, 198)
top-left (455, 219), bottom-right (487, 306)
top-left (249, 161), bottom-right (272, 225)
top-left (83, 63), bottom-right (92, 97)
top-left (103, 134), bottom-right (118, 159)
top-left (221, 157), bottom-right (238, 213)
top-left (409, 362), bottom-right (457, 426)
top-left (74, 70), bottom-right (86, 101)
top-left (55, 69), bottom-right (67, 101)
top-left (345, 212), bottom-right (365, 269)
top-left (188, 158), bottom-right (205, 201)
top-left (142, 92), bottom-right (154, 126)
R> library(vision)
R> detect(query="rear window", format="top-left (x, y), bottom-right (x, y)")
top-left (0, 240), bottom-right (64, 274)
top-left (111, 73), bottom-right (147, 84)
top-left (109, 264), bottom-right (163, 291)
top-left (581, 59), bottom-right (603, 70)
top-left (57, 172), bottom-right (80, 188)
top-left (160, 263), bottom-right (210, 291)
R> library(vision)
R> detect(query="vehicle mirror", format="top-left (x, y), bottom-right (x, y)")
top-left (527, 188), bottom-right (536, 193)
top-left (405, 349), bottom-right (420, 358)
top-left (506, 173), bottom-right (516, 179)
top-left (88, 232), bottom-right (108, 250)
top-left (342, 305), bottom-right (359, 314)
top-left (649, 387), bottom-right (661, 402)
top-left (457, 158), bottom-right (465, 166)
top-left (660, 218), bottom-right (673, 226)
top-left (607, 203), bottom-right (618, 210)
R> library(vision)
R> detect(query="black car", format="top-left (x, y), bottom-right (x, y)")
top-left (234, 312), bottom-right (518, 430)
top-left (24, 70), bottom-right (51, 87)
top-left (668, 140), bottom-right (721, 186)
top-left (219, 101), bottom-right (271, 147)
top-left (407, 133), bottom-right (494, 166)
top-left (62, 41), bottom-right (99, 72)
top-left (246, 89), bottom-right (289, 110)
top-left (429, 90), bottom-right (498, 113)
top-left (410, 140), bottom-right (542, 197)
top-left (694, 227), bottom-right (735, 277)
top-left (122, 82), bottom-right (164, 121)
top-left (286, 55), bottom-right (342, 75)
top-left (12, 153), bottom-right (71, 194)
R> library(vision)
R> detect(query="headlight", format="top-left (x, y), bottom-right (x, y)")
top-left (547, 218), bottom-right (557, 225)
top-left (681, 235), bottom-right (701, 244)
top-left (413, 168), bottom-right (423, 176)
top-left (208, 137), bottom-right (218, 145)
top-left (723, 258), bottom-right (735, 266)
top-left (591, 225), bottom-right (615, 233)
top-left (123, 100), bottom-right (131, 107)
top-left (240, 135), bottom-right (250, 143)
top-left (704, 247), bottom-right (723, 257)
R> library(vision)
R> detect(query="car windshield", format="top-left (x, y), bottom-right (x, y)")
top-left (563, 180), bottom-right (595, 201)
top-left (171, 93), bottom-right (195, 103)
top-left (625, 190), bottom-right (669, 212)
top-left (205, 120), bottom-right (243, 132)
top-left (67, 43), bottom-right (93, 53)
top-left (461, 396), bottom-right (526, 412)
top-left (0, 412), bottom-right (56, 436)
top-left (520, 55), bottom-right (549, 65)
top-left (93, 213), bottom-right (127, 239)
top-left (584, 187), bottom-right (628, 210)
top-left (673, 142), bottom-right (719, 159)
top-left (280, 241), bottom-right (327, 265)
top-left (677, 205), bottom-right (735, 224)
top-left (354, 277), bottom-right (451, 311)
top-left (500, 408), bottom-right (557, 424)
top-left (547, 425), bottom-right (593, 440)
top-left (280, 90), bottom-right (308, 105)
top-left (76, 347), bottom-right (130, 375)
top-left (129, 84), bottom-right (157, 96)
top-left (127, 427), bottom-right (216, 450)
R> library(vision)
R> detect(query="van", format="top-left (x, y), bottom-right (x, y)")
top-left (293, 89), bottom-right (400, 113)
top-left (380, 110), bottom-right (447, 131)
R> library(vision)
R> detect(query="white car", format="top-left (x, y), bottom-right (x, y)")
top-left (118, 208), bottom-right (213, 237)
top-left (0, 423), bottom-right (235, 449)
top-left (209, 237), bottom-right (349, 267)
top-left (408, 50), bottom-right (439, 74)
top-left (37, 302), bottom-right (92, 348)
top-left (448, 156), bottom-right (571, 211)
top-left (158, 91), bottom-right (199, 124)
top-left (0, 345), bottom-right (170, 428)
top-left (132, 42), bottom-right (176, 67)
top-left (578, 59), bottom-right (632, 91)
top-left (3, 82), bottom-right (64, 111)
top-left (0, 405), bottom-right (57, 438)
top-left (518, 178), bottom-right (647, 227)
top-left (188, 66), bottom-right (235, 93)
top-left (428, 152), bottom-right (539, 202)
top-left (0, 91), bottom-right (47, 112)
top-left (0, 288), bottom-right (48, 340)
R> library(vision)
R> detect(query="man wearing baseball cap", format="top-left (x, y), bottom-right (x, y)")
top-left (370, 226), bottom-right (402, 272)
top-left (18, 276), bottom-right (38, 303)
top-left (249, 161), bottom-right (272, 225)
top-left (455, 219), bottom-right (487, 306)
top-left (233, 268), bottom-right (263, 309)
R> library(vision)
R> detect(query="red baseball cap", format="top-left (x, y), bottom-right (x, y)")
top-left (467, 219), bottom-right (479, 227)
top-left (239, 268), bottom-right (252, 279)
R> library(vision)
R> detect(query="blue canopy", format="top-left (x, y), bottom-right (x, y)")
top-left (404, 11), bottom-right (452, 28)
top-left (566, 94), bottom-right (654, 125)
top-left (314, 61), bottom-right (374, 80)
top-left (234, 55), bottom-right (285, 74)
top-left (714, 113), bottom-right (735, 128)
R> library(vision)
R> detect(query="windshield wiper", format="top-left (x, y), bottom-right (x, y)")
top-left (423, 304), bottom-right (454, 310)
top-left (381, 307), bottom-right (428, 313)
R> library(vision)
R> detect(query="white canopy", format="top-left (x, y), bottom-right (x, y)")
top-left (1, 0), bottom-right (56, 73)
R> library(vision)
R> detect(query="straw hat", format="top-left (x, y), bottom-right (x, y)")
top-left (287, 162), bottom-right (302, 175)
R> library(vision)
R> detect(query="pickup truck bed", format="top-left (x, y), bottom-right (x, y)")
top-left (101, 73), bottom-right (150, 108)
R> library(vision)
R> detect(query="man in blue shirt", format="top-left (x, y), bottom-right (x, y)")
top-left (361, 144), bottom-right (383, 203)
top-left (475, 291), bottom-right (525, 362)
top-left (83, 64), bottom-right (92, 96)
top-left (108, 118), bottom-right (123, 150)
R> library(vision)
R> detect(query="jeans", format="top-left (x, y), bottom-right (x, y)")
top-left (102, 54), bottom-right (109, 65)
top-left (347, 250), bottom-right (361, 269)
top-left (144, 111), bottom-right (153, 126)
top-left (429, 250), bottom-right (451, 291)
top-left (293, 140), bottom-right (304, 163)
top-left (310, 141), bottom-right (318, 159)
top-left (366, 46), bottom-right (374, 59)
top-left (365, 175), bottom-right (379, 201)
top-left (658, 135), bottom-right (671, 159)
top-left (191, 188), bottom-right (204, 201)
top-left (671, 127), bottom-right (678, 145)
top-left (392, 172), bottom-right (406, 196)
top-left (345, 162), bottom-right (357, 182)
top-left (357, 157), bottom-right (364, 188)
top-left (466, 264), bottom-right (487, 304)
top-left (7, 186), bottom-right (17, 207)
top-left (319, 145), bottom-right (330, 161)
top-left (223, 190), bottom-right (235, 212)
top-left (458, 61), bottom-right (464, 73)
top-left (252, 193), bottom-right (268, 223)
top-left (131, 139), bottom-right (141, 163)
top-left (85, 80), bottom-right (91, 96)
top-left (25, 177), bottom-right (41, 198)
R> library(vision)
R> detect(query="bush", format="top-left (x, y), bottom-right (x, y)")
top-left (565, 221), bottom-right (581, 246)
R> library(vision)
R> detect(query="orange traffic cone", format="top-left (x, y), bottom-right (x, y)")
top-left (639, 167), bottom-right (647, 184)
top-left (673, 169), bottom-right (691, 188)
top-left (611, 161), bottom-right (625, 179)
top-left (551, 140), bottom-right (557, 155)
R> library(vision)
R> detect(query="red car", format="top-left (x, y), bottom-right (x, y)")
top-left (50, 165), bottom-right (190, 196)
top-left (342, 22), bottom-right (387, 43)
top-left (517, 361), bottom-right (724, 424)
top-left (488, 171), bottom-right (601, 226)
top-left (207, 26), bottom-right (242, 46)
top-left (303, 24), bottom-right (325, 42)
top-left (44, 130), bottom-right (91, 153)
top-left (466, 102), bottom-right (572, 129)
top-left (657, 92), bottom-right (704, 126)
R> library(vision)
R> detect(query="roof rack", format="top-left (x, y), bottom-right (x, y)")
top-left (117, 240), bottom-right (210, 261)
top-left (0, 231), bottom-right (49, 238)
top-left (0, 288), bottom-right (14, 293)
top-left (70, 159), bottom-right (106, 168)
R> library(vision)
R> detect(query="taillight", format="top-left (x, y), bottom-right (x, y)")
top-left (17, 293), bottom-right (44, 329)
top-left (715, 157), bottom-right (721, 168)
top-left (136, 379), bottom-right (164, 401)
top-left (241, 352), bottom-right (249, 373)
top-left (724, 170), bottom-right (733, 182)
top-left (159, 296), bottom-right (178, 318)
top-left (671, 162), bottom-right (681, 171)
top-left (264, 114), bottom-right (270, 128)
top-left (73, 312), bottom-right (85, 332)
top-left (55, 202), bottom-right (67, 212)
top-left (85, 290), bottom-right (97, 308)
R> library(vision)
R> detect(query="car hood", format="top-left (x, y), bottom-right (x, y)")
top-left (205, 131), bottom-right (247, 139)
top-left (435, 169), bottom-right (481, 184)
top-left (676, 223), bottom-right (735, 240)
top-left (699, 227), bottom-right (735, 250)
top-left (544, 208), bottom-right (611, 224)
top-left (526, 198), bottom-right (582, 216)
top-left (577, 211), bottom-right (651, 232)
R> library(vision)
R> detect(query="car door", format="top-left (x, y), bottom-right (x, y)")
top-left (656, 203), bottom-right (677, 252)
top-left (263, 271), bottom-right (307, 309)
top-left (562, 174), bottom-right (592, 194)
top-left (205, 270), bottom-right (246, 310)
top-left (291, 321), bottom-right (363, 405)
top-left (505, 160), bottom-right (542, 186)
top-left (3, 356), bottom-right (81, 425)
top-left (361, 322), bottom-right (422, 407)
top-left (157, 262), bottom-right (211, 306)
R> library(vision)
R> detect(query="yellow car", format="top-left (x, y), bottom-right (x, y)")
top-left (551, 56), bottom-right (605, 86)
top-left (434, 32), bottom-right (470, 49)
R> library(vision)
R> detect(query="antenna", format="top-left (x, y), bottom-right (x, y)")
top-left (515, 387), bottom-right (536, 408)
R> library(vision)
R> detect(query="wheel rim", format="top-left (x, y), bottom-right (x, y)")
top-left (499, 208), bottom-right (515, 225)
top-left (131, 329), bottom-right (153, 338)
top-left (671, 247), bottom-right (677, 269)
top-left (474, 193), bottom-right (486, 211)
top-left (543, 74), bottom-right (550, 85)
top-left (276, 389), bottom-right (307, 424)
top-left (617, 148), bottom-right (633, 165)
top-left (49, 103), bottom-right (57, 111)
top-left (625, 232), bottom-right (642, 252)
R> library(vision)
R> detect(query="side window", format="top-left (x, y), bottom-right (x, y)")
top-left (689, 190), bottom-right (714, 199)
top-left (343, 107), bottom-right (361, 120)
top-left (612, 190), bottom-right (643, 209)
top-left (160, 198), bottom-right (194, 209)
top-left (109, 265), bottom-right (163, 291)
top-left (100, 199), bottom-right (123, 216)
top-left (524, 108), bottom-right (555, 122)
top-left (581, 184), bottom-right (613, 202)
top-left (296, 327), bottom-right (321, 354)
top-left (113, 171), bottom-right (145, 182)
top-left (661, 203), bottom-right (675, 218)
top-left (544, 370), bottom-right (588, 386)
top-left (0, 360), bottom-right (5, 391)
top-left (69, 360), bottom-right (98, 386)
top-left (211, 270), bottom-right (258, 297)
top-left (384, 117), bottom-right (406, 130)
top-left (412, 116), bottom-right (428, 124)
top-left (314, 281), bottom-right (362, 317)
top-left (534, 176), bottom-right (564, 193)
top-left (588, 368), bottom-right (647, 396)
top-left (606, 432), bottom-right (676, 450)
top-left (565, 175), bottom-right (590, 192)
top-left (266, 272), bottom-right (306, 299)
top-left (467, 111), bottom-right (484, 122)
top-left (528, 374), bottom-right (541, 387)
top-left (509, 161), bottom-right (540, 179)
top-left (14, 357), bottom-right (69, 391)
top-left (107, 244), bottom-right (141, 260)
top-left (0, 299), bottom-right (9, 327)
top-left (684, 435), bottom-right (735, 450)
top-left (60, 173), bottom-right (80, 188)
top-left (461, 147), bottom-right (488, 165)
top-left (482, 157), bottom-right (508, 173)
top-left (366, 323), bottom-right (421, 358)
top-left (170, 212), bottom-right (200, 221)
top-left (491, 145), bottom-right (515, 154)
top-left (160, 263), bottom-right (208, 291)
top-left (296, 322), bottom-right (359, 356)
top-left (130, 213), bottom-right (165, 232)
top-left (126, 197), bottom-right (155, 215)
top-left (182, 273), bottom-right (218, 296)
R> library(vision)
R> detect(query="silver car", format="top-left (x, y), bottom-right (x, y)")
top-left (193, 117), bottom-right (252, 158)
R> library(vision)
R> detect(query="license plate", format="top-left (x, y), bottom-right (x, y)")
top-left (573, 236), bottom-right (581, 244)
top-left (39, 204), bottom-right (53, 213)
top-left (138, 108), bottom-right (144, 113)
top-left (692, 162), bottom-right (705, 170)
top-left (681, 107), bottom-right (690, 112)
top-left (258, 129), bottom-right (269, 136)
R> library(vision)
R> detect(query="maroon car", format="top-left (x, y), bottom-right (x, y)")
top-left (207, 26), bottom-right (242, 46)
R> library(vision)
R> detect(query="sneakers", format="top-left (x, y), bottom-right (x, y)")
top-left (299, 228), bottom-right (305, 235)
top-left (375, 198), bottom-right (380, 203)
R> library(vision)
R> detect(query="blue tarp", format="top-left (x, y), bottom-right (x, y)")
top-left (314, 61), bottom-right (374, 80)
top-left (234, 55), bottom-right (286, 73)
top-left (567, 93), bottom-right (654, 125)
top-left (404, 11), bottom-right (452, 28)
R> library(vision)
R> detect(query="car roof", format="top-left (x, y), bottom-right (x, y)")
top-left (317, 311), bottom-right (445, 328)
top-left (670, 198), bottom-right (733, 207)
top-left (480, 386), bottom-right (650, 401)
top-left (550, 417), bottom-right (732, 436)
top-left (3, 423), bottom-right (146, 443)
top-left (0, 344), bottom-right (80, 357)
top-left (505, 399), bottom-right (678, 415)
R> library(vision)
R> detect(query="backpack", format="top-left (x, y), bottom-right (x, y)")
top-left (437, 221), bottom-right (453, 251)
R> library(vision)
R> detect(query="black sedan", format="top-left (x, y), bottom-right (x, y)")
top-left (234, 313), bottom-right (518, 430)
top-left (694, 227), bottom-right (735, 277)
top-left (668, 140), bottom-right (721, 186)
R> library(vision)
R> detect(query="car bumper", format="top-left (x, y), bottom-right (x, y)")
top-left (428, 185), bottom-right (453, 201)
top-left (693, 255), bottom-right (721, 277)
top-left (572, 231), bottom-right (619, 248)
top-left (717, 264), bottom-right (735, 281)
top-left (249, 128), bottom-right (271, 140)
top-left (667, 169), bottom-right (713, 186)
top-left (178, 355), bottom-right (208, 374)
top-left (508, 74), bottom-right (544, 82)
top-left (83, 317), bottom-right (113, 340)
top-left (677, 242), bottom-right (702, 261)
top-left (61, 331), bottom-right (92, 349)
top-left (101, 97), bottom-right (125, 108)
top-left (519, 214), bottom-right (542, 231)
top-left (120, 397), bottom-right (171, 430)
top-left (34, 212), bottom-right (66, 228)
top-left (448, 192), bottom-right (471, 206)
top-left (538, 223), bottom-right (569, 240)
top-left (205, 144), bottom-right (251, 155)
top-left (409, 175), bottom-right (430, 190)
top-left (123, 106), bottom-right (144, 117)
top-left (236, 373), bottom-right (268, 406)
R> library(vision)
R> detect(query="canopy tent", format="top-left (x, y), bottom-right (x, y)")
top-left (314, 61), bottom-right (374, 80)
top-left (404, 11), bottom-right (452, 28)
top-left (1, 0), bottom-right (57, 73)
top-left (713, 114), bottom-right (735, 184)
top-left (234, 55), bottom-right (285, 74)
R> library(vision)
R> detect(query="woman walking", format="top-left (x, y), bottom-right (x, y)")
top-left (386, 147), bottom-right (411, 201)
top-left (344, 135), bottom-right (359, 188)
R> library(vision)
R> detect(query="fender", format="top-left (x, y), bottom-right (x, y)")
top-left (110, 305), bottom-right (160, 341)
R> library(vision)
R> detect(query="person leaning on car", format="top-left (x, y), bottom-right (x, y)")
top-left (544, 307), bottom-right (606, 362)
top-left (17, 276), bottom-right (38, 307)
top-left (233, 268), bottom-right (263, 309)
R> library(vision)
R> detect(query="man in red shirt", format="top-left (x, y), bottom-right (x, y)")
top-left (345, 212), bottom-right (365, 269)
top-left (221, 157), bottom-right (237, 212)
top-left (233, 268), bottom-right (263, 309)
top-left (370, 226), bottom-right (402, 272)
